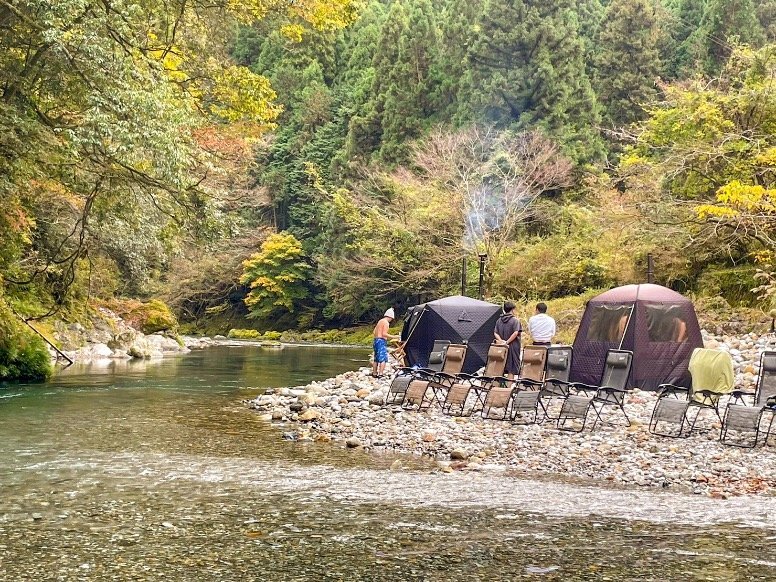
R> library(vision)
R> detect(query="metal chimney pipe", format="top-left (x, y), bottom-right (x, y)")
top-left (461, 257), bottom-right (467, 297)
top-left (478, 253), bottom-right (487, 300)
top-left (647, 253), bottom-right (654, 284)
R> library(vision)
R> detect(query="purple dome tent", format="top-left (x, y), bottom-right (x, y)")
top-left (571, 284), bottom-right (703, 390)
top-left (401, 295), bottom-right (501, 374)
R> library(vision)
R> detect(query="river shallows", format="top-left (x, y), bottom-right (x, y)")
top-left (1, 345), bottom-right (775, 580)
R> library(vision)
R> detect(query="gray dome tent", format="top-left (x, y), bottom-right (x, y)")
top-left (571, 284), bottom-right (703, 390)
top-left (401, 295), bottom-right (502, 374)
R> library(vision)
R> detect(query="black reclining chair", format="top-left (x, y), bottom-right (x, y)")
top-left (557, 349), bottom-right (633, 432)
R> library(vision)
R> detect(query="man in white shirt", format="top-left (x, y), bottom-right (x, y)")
top-left (528, 302), bottom-right (556, 346)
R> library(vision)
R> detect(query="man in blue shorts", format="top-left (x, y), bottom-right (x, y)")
top-left (372, 308), bottom-right (397, 378)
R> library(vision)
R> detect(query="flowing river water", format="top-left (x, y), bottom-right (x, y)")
top-left (2, 344), bottom-right (776, 581)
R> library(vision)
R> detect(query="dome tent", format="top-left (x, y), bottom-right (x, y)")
top-left (401, 295), bottom-right (502, 374)
top-left (571, 284), bottom-right (704, 391)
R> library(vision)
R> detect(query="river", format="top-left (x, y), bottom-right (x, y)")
top-left (1, 345), bottom-right (775, 580)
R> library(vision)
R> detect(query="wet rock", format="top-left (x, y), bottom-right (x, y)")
top-left (450, 448), bottom-right (469, 460)
top-left (299, 393), bottom-right (317, 406)
top-left (346, 438), bottom-right (362, 448)
top-left (298, 409), bottom-right (321, 422)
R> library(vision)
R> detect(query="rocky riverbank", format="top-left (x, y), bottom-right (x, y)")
top-left (50, 308), bottom-right (237, 363)
top-left (247, 332), bottom-right (776, 498)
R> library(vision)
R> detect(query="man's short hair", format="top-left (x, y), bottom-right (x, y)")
top-left (536, 302), bottom-right (548, 313)
top-left (503, 301), bottom-right (516, 313)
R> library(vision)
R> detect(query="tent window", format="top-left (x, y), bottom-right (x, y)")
top-left (586, 305), bottom-right (632, 342)
top-left (645, 303), bottom-right (688, 342)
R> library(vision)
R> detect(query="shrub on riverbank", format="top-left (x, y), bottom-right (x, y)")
top-left (0, 299), bottom-right (52, 382)
top-left (104, 299), bottom-right (178, 334)
top-left (228, 324), bottom-right (402, 345)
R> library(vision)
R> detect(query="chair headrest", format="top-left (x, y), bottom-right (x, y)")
top-left (606, 352), bottom-right (631, 368)
top-left (547, 353), bottom-right (568, 370)
top-left (489, 345), bottom-right (507, 360)
top-left (446, 346), bottom-right (465, 361)
top-left (522, 348), bottom-right (546, 364)
top-left (763, 353), bottom-right (776, 373)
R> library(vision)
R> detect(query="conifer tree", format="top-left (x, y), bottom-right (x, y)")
top-left (437, 0), bottom-right (484, 122)
top-left (576, 0), bottom-right (606, 65)
top-left (344, 1), bottom-right (407, 161)
top-left (468, 0), bottom-right (604, 163)
top-left (699, 0), bottom-right (764, 74)
top-left (664, 0), bottom-right (708, 78)
top-left (594, 0), bottom-right (663, 128)
top-left (378, 0), bottom-right (442, 162)
top-left (757, 0), bottom-right (776, 41)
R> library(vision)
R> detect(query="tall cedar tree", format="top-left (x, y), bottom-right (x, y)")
top-left (664, 0), bottom-right (708, 78)
top-left (437, 0), bottom-right (484, 122)
top-left (345, 1), bottom-right (408, 161)
top-left (699, 0), bottom-right (764, 74)
top-left (576, 0), bottom-right (606, 66)
top-left (340, 2), bottom-right (389, 165)
top-left (378, 0), bottom-right (442, 162)
top-left (594, 0), bottom-right (663, 128)
top-left (468, 0), bottom-right (604, 163)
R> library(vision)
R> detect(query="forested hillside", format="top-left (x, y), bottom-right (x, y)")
top-left (2, 0), bottom-right (775, 377)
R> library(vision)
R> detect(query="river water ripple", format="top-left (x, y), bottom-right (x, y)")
top-left (1, 345), bottom-right (775, 580)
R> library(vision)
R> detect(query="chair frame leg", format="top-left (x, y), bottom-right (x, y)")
top-left (686, 403), bottom-right (721, 436)
top-left (442, 388), bottom-right (473, 417)
top-left (648, 401), bottom-right (689, 438)
top-left (589, 400), bottom-right (631, 431)
top-left (482, 391), bottom-right (515, 421)
top-left (763, 412), bottom-right (776, 446)
top-left (720, 405), bottom-right (765, 448)
top-left (510, 391), bottom-right (541, 425)
top-left (556, 400), bottom-right (591, 432)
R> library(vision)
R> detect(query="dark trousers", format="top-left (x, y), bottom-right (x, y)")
top-left (532, 341), bottom-right (551, 346)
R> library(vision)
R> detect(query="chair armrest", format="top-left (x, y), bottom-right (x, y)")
top-left (568, 382), bottom-right (598, 395)
top-left (729, 389), bottom-right (755, 406)
top-left (544, 378), bottom-right (572, 387)
top-left (517, 378), bottom-right (543, 389)
top-left (657, 384), bottom-right (688, 398)
top-left (597, 386), bottom-right (628, 395)
top-left (455, 373), bottom-right (477, 382)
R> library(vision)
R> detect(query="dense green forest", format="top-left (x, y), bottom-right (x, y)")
top-left (1, 0), bottom-right (775, 378)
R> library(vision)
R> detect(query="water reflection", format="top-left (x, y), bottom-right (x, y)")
top-left (1, 345), bottom-right (776, 580)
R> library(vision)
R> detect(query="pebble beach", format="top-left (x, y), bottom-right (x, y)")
top-left (247, 332), bottom-right (776, 498)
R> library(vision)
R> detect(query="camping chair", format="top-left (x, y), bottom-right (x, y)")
top-left (720, 351), bottom-right (776, 448)
top-left (442, 344), bottom-right (508, 417)
top-left (648, 348), bottom-right (734, 438)
top-left (557, 349), bottom-right (633, 432)
top-left (402, 344), bottom-right (467, 410)
top-left (481, 346), bottom-right (547, 421)
top-left (385, 340), bottom-right (450, 405)
top-left (509, 346), bottom-right (550, 424)
top-left (538, 346), bottom-right (574, 422)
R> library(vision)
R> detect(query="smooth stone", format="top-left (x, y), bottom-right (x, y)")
top-left (298, 409), bottom-right (322, 422)
top-left (450, 448), bottom-right (469, 460)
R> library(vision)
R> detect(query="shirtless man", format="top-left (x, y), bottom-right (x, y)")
top-left (372, 308), bottom-right (398, 377)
